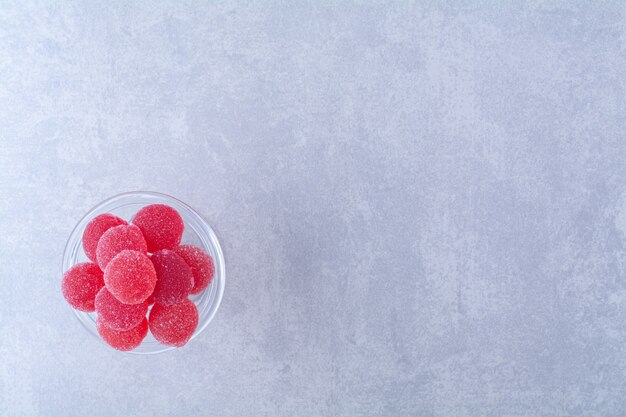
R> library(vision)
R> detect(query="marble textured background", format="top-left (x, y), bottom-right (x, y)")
top-left (1, 1), bottom-right (625, 416)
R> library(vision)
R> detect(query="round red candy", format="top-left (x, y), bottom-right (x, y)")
top-left (62, 262), bottom-right (104, 312)
top-left (95, 287), bottom-right (148, 331)
top-left (151, 250), bottom-right (194, 305)
top-left (132, 204), bottom-right (184, 252)
top-left (176, 244), bottom-right (215, 295)
top-left (96, 224), bottom-right (147, 269)
top-left (82, 213), bottom-right (127, 262)
top-left (97, 317), bottom-right (148, 351)
top-left (149, 299), bottom-right (198, 347)
top-left (104, 250), bottom-right (156, 304)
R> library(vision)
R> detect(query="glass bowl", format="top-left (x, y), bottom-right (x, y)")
top-left (62, 191), bottom-right (225, 354)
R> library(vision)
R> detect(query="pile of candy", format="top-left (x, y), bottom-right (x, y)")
top-left (62, 204), bottom-right (215, 351)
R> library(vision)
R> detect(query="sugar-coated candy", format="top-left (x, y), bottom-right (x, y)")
top-left (65, 199), bottom-right (218, 351)
top-left (149, 299), bottom-right (198, 347)
top-left (62, 262), bottom-right (104, 312)
top-left (176, 244), bottom-right (215, 295)
top-left (132, 204), bottom-right (184, 252)
top-left (151, 250), bottom-right (194, 305)
top-left (96, 224), bottom-right (147, 269)
top-left (97, 316), bottom-right (148, 351)
top-left (82, 214), bottom-right (127, 262)
top-left (104, 250), bottom-right (156, 304)
top-left (95, 287), bottom-right (148, 331)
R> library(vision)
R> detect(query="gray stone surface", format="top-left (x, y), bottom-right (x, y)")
top-left (1, 1), bottom-right (625, 416)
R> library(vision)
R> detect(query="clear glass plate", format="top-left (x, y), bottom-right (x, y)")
top-left (62, 191), bottom-right (225, 354)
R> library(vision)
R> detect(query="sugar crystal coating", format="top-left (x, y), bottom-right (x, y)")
top-left (95, 287), bottom-right (148, 331)
top-left (96, 224), bottom-right (147, 269)
top-left (62, 262), bottom-right (104, 312)
top-left (151, 250), bottom-right (194, 305)
top-left (82, 214), bottom-right (127, 262)
top-left (176, 244), bottom-right (215, 295)
top-left (132, 204), bottom-right (184, 252)
top-left (149, 299), bottom-right (198, 347)
top-left (97, 316), bottom-right (148, 351)
top-left (104, 250), bottom-right (156, 304)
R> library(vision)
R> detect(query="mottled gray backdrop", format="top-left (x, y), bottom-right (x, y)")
top-left (1, 1), bottom-right (625, 416)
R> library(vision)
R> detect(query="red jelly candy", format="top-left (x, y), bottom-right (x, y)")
top-left (82, 214), bottom-right (127, 262)
top-left (62, 262), bottom-right (104, 312)
top-left (96, 224), bottom-right (147, 269)
top-left (132, 204), bottom-right (184, 252)
top-left (95, 287), bottom-right (148, 331)
top-left (149, 299), bottom-right (198, 347)
top-left (176, 244), bottom-right (215, 295)
top-left (104, 250), bottom-right (156, 304)
top-left (150, 250), bottom-right (194, 305)
top-left (97, 316), bottom-right (148, 351)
